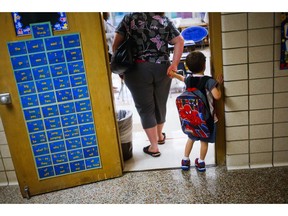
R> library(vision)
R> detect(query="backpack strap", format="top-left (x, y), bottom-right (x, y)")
top-left (198, 76), bottom-right (211, 91)
top-left (186, 75), bottom-right (211, 115)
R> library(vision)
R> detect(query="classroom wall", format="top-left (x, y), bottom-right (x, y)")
top-left (222, 13), bottom-right (288, 170)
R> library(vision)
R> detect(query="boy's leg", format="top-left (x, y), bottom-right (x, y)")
top-left (184, 138), bottom-right (194, 157)
top-left (200, 141), bottom-right (208, 161)
top-left (195, 141), bottom-right (208, 172)
top-left (181, 138), bottom-right (194, 171)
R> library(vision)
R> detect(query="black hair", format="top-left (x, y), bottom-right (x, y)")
top-left (185, 51), bottom-right (206, 74)
top-left (103, 12), bottom-right (110, 21)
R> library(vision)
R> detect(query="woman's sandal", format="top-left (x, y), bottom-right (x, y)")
top-left (158, 132), bottom-right (166, 145)
top-left (143, 145), bottom-right (161, 157)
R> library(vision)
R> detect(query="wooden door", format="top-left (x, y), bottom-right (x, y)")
top-left (0, 12), bottom-right (122, 198)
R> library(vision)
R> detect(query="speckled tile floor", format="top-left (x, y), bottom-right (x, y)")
top-left (1, 166), bottom-right (288, 204)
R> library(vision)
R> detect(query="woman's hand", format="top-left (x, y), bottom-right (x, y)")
top-left (167, 65), bottom-right (178, 78)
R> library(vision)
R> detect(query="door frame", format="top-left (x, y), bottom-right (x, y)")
top-left (209, 13), bottom-right (226, 165)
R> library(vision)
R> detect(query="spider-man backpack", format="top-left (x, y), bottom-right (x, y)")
top-left (176, 76), bottom-right (214, 140)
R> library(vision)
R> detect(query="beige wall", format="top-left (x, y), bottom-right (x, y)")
top-left (222, 13), bottom-right (288, 170)
top-left (0, 118), bottom-right (17, 185)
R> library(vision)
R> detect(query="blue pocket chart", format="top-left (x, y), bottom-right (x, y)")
top-left (35, 155), bottom-right (52, 168)
top-left (38, 92), bottom-right (56, 105)
top-left (42, 105), bottom-right (59, 117)
top-left (77, 111), bottom-right (93, 124)
top-left (38, 166), bottom-right (54, 179)
top-left (63, 126), bottom-right (79, 139)
top-left (65, 137), bottom-right (81, 150)
top-left (27, 119), bottom-right (44, 133)
top-left (11, 55), bottom-right (30, 70)
top-left (68, 149), bottom-right (83, 161)
top-left (73, 86), bottom-right (89, 99)
top-left (32, 143), bottom-right (50, 156)
top-left (8, 41), bottom-right (27, 56)
top-left (17, 82), bottom-right (36, 95)
top-left (50, 63), bottom-right (68, 77)
top-left (36, 79), bottom-right (53, 92)
top-left (52, 152), bottom-right (68, 164)
top-left (31, 22), bottom-right (52, 38)
top-left (58, 102), bottom-right (75, 115)
top-left (26, 39), bottom-right (45, 53)
top-left (81, 135), bottom-right (97, 147)
top-left (54, 164), bottom-right (70, 176)
top-left (85, 157), bottom-right (100, 169)
top-left (83, 146), bottom-right (98, 158)
top-left (70, 160), bottom-right (85, 172)
top-left (63, 34), bottom-right (80, 48)
top-left (44, 117), bottom-right (61, 130)
top-left (79, 123), bottom-right (95, 136)
top-left (56, 89), bottom-right (73, 102)
top-left (29, 52), bottom-right (47, 67)
top-left (30, 131), bottom-right (47, 145)
top-left (61, 114), bottom-right (77, 127)
top-left (47, 50), bottom-right (65, 64)
top-left (45, 36), bottom-right (63, 50)
top-left (32, 66), bottom-right (51, 80)
top-left (53, 76), bottom-right (71, 89)
top-left (47, 128), bottom-right (63, 142)
top-left (21, 94), bottom-right (39, 108)
top-left (70, 74), bottom-right (86, 87)
top-left (49, 140), bottom-right (66, 153)
top-left (24, 107), bottom-right (41, 120)
top-left (8, 22), bottom-right (101, 180)
top-left (14, 68), bottom-right (33, 83)
top-left (68, 61), bottom-right (85, 74)
top-left (75, 99), bottom-right (91, 112)
top-left (65, 48), bottom-right (82, 62)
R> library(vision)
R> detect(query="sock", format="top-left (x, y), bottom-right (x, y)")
top-left (198, 158), bottom-right (204, 163)
top-left (183, 156), bottom-right (190, 160)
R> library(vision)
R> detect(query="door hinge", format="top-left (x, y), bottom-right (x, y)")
top-left (24, 186), bottom-right (30, 199)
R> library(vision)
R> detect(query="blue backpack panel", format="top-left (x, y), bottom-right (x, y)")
top-left (176, 76), bottom-right (213, 140)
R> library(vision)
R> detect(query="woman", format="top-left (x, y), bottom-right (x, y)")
top-left (113, 13), bottom-right (184, 157)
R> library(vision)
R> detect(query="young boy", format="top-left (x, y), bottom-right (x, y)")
top-left (169, 51), bottom-right (223, 172)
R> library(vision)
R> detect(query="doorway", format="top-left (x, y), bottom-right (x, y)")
top-left (112, 46), bottom-right (215, 172)
top-left (109, 12), bottom-right (225, 172)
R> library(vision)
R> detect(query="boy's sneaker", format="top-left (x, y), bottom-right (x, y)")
top-left (195, 158), bottom-right (206, 172)
top-left (181, 159), bottom-right (190, 171)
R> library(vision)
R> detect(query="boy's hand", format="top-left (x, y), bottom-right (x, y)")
top-left (168, 70), bottom-right (177, 78)
top-left (216, 74), bottom-right (224, 85)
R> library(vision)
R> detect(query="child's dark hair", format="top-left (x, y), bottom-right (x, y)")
top-left (185, 51), bottom-right (206, 74)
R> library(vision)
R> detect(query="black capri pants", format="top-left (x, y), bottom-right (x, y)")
top-left (124, 62), bottom-right (172, 129)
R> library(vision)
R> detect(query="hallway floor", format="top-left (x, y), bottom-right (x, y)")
top-left (1, 166), bottom-right (288, 204)
top-left (1, 47), bottom-right (288, 206)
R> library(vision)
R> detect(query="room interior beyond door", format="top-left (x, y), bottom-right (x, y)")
top-left (110, 12), bottom-right (225, 171)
